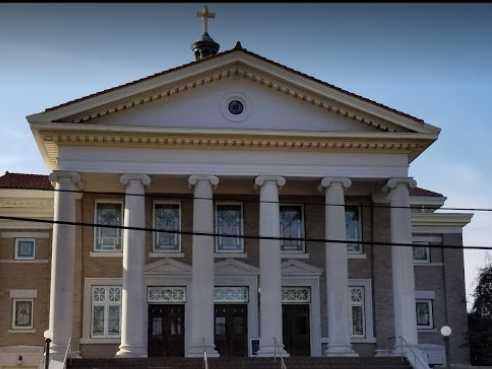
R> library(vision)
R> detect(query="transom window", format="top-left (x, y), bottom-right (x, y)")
top-left (215, 203), bottom-right (244, 253)
top-left (91, 286), bottom-right (121, 338)
top-left (12, 299), bottom-right (33, 329)
top-left (350, 286), bottom-right (366, 337)
top-left (346, 206), bottom-right (363, 255)
top-left (416, 299), bottom-right (434, 329)
top-left (94, 201), bottom-right (122, 252)
top-left (154, 202), bottom-right (181, 252)
top-left (15, 238), bottom-right (36, 260)
top-left (413, 241), bottom-right (431, 264)
top-left (280, 205), bottom-right (305, 253)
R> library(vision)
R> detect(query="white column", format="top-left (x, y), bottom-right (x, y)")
top-left (116, 174), bottom-right (151, 358)
top-left (188, 175), bottom-right (220, 358)
top-left (383, 177), bottom-right (418, 348)
top-left (48, 171), bottom-right (81, 361)
top-left (255, 176), bottom-right (289, 357)
top-left (319, 177), bottom-right (357, 357)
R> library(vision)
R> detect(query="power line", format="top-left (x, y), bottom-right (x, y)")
top-left (0, 214), bottom-right (489, 251)
top-left (17, 187), bottom-right (488, 212)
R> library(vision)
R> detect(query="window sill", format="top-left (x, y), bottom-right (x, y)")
top-left (348, 254), bottom-right (367, 259)
top-left (418, 328), bottom-right (436, 332)
top-left (0, 259), bottom-right (49, 264)
top-left (414, 262), bottom-right (443, 267)
top-left (79, 337), bottom-right (120, 344)
top-left (281, 253), bottom-right (310, 259)
top-left (148, 252), bottom-right (184, 258)
top-left (89, 252), bottom-right (122, 258)
top-left (214, 252), bottom-right (248, 258)
top-left (8, 329), bottom-right (36, 334)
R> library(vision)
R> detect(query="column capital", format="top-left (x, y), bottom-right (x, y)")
top-left (49, 171), bottom-right (81, 188)
top-left (383, 177), bottom-right (417, 193)
top-left (254, 176), bottom-right (286, 189)
top-left (188, 174), bottom-right (219, 189)
top-left (319, 177), bottom-right (351, 192)
top-left (120, 174), bottom-right (151, 187)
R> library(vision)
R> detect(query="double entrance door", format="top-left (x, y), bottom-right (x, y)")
top-left (148, 304), bottom-right (185, 357)
top-left (282, 304), bottom-right (310, 356)
top-left (214, 304), bottom-right (248, 357)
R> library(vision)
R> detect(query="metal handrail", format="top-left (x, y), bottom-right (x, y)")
top-left (273, 337), bottom-right (287, 369)
top-left (392, 336), bottom-right (430, 369)
top-left (202, 337), bottom-right (208, 369)
top-left (203, 351), bottom-right (209, 369)
top-left (62, 337), bottom-right (72, 369)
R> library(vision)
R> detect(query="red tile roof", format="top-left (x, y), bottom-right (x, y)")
top-left (0, 172), bottom-right (53, 190)
top-left (0, 172), bottom-right (443, 197)
top-left (43, 43), bottom-right (425, 124)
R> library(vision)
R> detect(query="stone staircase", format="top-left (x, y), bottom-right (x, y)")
top-left (68, 357), bottom-right (412, 369)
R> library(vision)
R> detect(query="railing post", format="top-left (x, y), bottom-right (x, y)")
top-left (44, 338), bottom-right (51, 369)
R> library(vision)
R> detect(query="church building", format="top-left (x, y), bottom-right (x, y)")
top-left (0, 7), bottom-right (473, 369)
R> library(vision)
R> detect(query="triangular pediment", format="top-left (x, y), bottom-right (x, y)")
top-left (282, 259), bottom-right (323, 276)
top-left (215, 258), bottom-right (259, 275)
top-left (28, 46), bottom-right (439, 136)
top-left (27, 45), bottom-right (440, 168)
top-left (144, 258), bottom-right (192, 275)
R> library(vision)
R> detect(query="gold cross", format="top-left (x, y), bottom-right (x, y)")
top-left (196, 5), bottom-right (215, 34)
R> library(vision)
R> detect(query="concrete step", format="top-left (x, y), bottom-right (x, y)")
top-left (68, 356), bottom-right (412, 369)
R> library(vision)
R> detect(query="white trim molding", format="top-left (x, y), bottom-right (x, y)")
top-left (412, 212), bottom-right (473, 234)
top-left (1, 232), bottom-right (50, 239)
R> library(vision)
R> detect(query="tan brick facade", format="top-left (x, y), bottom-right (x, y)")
top-left (0, 191), bottom-right (470, 364)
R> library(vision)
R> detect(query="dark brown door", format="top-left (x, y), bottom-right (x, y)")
top-left (214, 304), bottom-right (248, 357)
top-left (148, 304), bottom-right (185, 357)
top-left (282, 304), bottom-right (310, 356)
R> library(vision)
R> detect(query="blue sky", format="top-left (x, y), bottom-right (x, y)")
top-left (1, 3), bottom-right (491, 306)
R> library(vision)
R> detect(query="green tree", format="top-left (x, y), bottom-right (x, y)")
top-left (469, 263), bottom-right (492, 365)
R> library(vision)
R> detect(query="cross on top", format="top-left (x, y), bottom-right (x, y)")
top-left (196, 5), bottom-right (215, 34)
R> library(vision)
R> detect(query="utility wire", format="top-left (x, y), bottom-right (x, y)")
top-left (18, 187), bottom-right (488, 212)
top-left (0, 214), bottom-right (489, 251)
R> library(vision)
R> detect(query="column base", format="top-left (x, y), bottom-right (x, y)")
top-left (256, 342), bottom-right (289, 358)
top-left (116, 345), bottom-right (147, 358)
top-left (187, 345), bottom-right (220, 358)
top-left (324, 344), bottom-right (358, 357)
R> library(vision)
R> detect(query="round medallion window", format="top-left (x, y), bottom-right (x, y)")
top-left (228, 100), bottom-right (244, 115)
top-left (221, 93), bottom-right (249, 122)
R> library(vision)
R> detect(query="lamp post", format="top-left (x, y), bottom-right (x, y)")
top-left (440, 325), bottom-right (452, 368)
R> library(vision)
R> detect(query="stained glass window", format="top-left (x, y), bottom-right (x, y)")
top-left (91, 286), bottom-right (121, 338)
top-left (350, 286), bottom-right (365, 337)
top-left (280, 205), bottom-right (304, 253)
top-left (416, 300), bottom-right (433, 329)
top-left (281, 287), bottom-right (311, 303)
top-left (413, 241), bottom-right (430, 263)
top-left (346, 206), bottom-right (363, 255)
top-left (147, 287), bottom-right (186, 303)
top-left (95, 202), bottom-right (122, 251)
top-left (13, 300), bottom-right (33, 329)
top-left (214, 287), bottom-right (249, 303)
top-left (154, 203), bottom-right (180, 252)
top-left (15, 238), bottom-right (36, 260)
top-left (215, 203), bottom-right (243, 252)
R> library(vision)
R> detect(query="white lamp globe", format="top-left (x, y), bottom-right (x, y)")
top-left (440, 325), bottom-right (452, 337)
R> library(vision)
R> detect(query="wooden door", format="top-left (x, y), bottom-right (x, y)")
top-left (282, 304), bottom-right (310, 356)
top-left (148, 304), bottom-right (185, 357)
